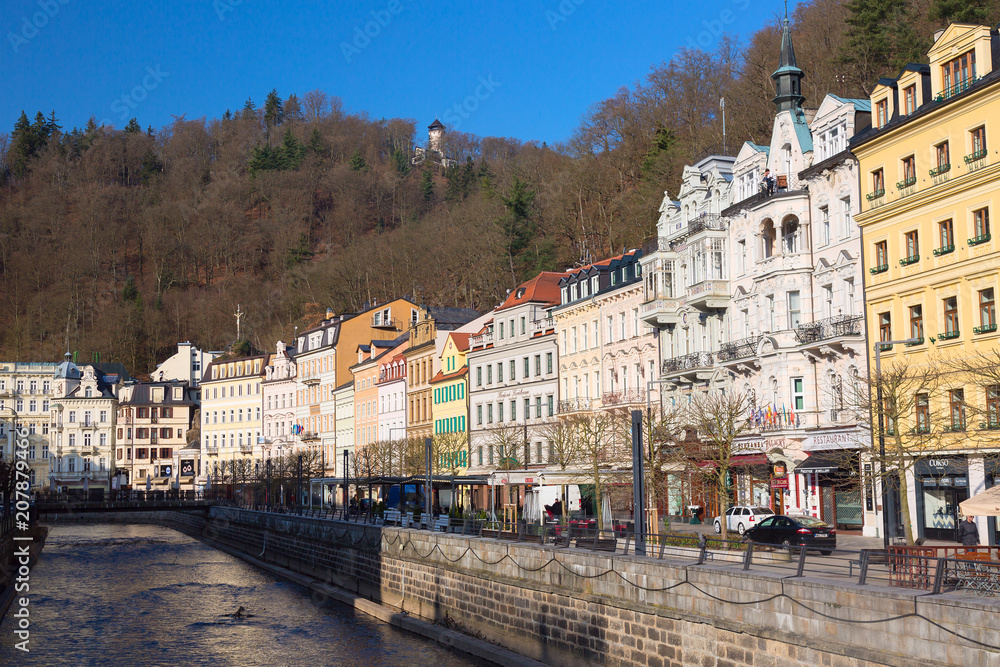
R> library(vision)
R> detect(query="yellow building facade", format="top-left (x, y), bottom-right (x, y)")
top-left (431, 332), bottom-right (471, 473)
top-left (852, 23), bottom-right (1000, 543)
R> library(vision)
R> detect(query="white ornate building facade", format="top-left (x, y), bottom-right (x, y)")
top-left (262, 341), bottom-right (298, 461)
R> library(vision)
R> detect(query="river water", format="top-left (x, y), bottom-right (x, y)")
top-left (0, 524), bottom-right (478, 667)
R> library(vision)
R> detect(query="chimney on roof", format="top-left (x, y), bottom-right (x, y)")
top-left (326, 308), bottom-right (334, 319)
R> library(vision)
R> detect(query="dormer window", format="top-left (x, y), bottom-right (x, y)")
top-left (876, 99), bottom-right (888, 128)
top-left (590, 276), bottom-right (599, 294)
top-left (561, 286), bottom-right (568, 303)
top-left (903, 85), bottom-right (916, 114)
top-left (942, 50), bottom-right (976, 99)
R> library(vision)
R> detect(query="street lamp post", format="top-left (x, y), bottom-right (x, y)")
top-left (873, 338), bottom-right (919, 548)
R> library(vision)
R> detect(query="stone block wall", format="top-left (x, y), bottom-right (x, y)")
top-left (40, 508), bottom-right (998, 667)
top-left (197, 508), bottom-right (998, 667)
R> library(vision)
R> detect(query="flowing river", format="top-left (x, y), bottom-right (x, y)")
top-left (0, 524), bottom-right (479, 667)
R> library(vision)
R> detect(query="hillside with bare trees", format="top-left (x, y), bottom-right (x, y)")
top-left (0, 0), bottom-right (990, 374)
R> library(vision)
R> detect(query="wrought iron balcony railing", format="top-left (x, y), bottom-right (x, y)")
top-left (661, 352), bottom-right (714, 374)
top-left (870, 264), bottom-right (888, 275)
top-left (601, 389), bottom-right (646, 406)
top-left (933, 244), bottom-right (954, 256)
top-left (974, 323), bottom-right (997, 335)
top-left (938, 329), bottom-right (960, 341)
top-left (899, 254), bottom-right (920, 266)
top-left (717, 336), bottom-right (761, 362)
top-left (929, 163), bottom-right (951, 177)
top-left (935, 76), bottom-right (980, 101)
top-left (965, 149), bottom-right (988, 163)
top-left (793, 315), bottom-right (864, 345)
top-left (968, 233), bottom-right (991, 246)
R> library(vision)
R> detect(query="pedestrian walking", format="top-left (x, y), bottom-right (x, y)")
top-left (957, 515), bottom-right (980, 546)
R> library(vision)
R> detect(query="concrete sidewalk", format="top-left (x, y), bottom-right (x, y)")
top-left (660, 520), bottom-right (960, 551)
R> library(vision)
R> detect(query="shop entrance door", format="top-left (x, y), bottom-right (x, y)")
top-left (923, 486), bottom-right (969, 541)
top-left (770, 486), bottom-right (784, 515)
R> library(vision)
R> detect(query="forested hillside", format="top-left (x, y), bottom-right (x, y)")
top-left (0, 0), bottom-right (993, 374)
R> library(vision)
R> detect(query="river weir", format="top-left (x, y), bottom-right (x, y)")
top-left (0, 524), bottom-right (478, 667)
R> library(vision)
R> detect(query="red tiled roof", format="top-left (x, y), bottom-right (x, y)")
top-left (496, 272), bottom-right (564, 311)
top-left (430, 367), bottom-right (468, 384)
top-left (448, 332), bottom-right (472, 351)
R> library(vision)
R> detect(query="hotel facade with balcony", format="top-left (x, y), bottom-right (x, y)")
top-left (262, 341), bottom-right (298, 463)
top-left (851, 23), bottom-right (1000, 544)
top-left (49, 355), bottom-right (120, 495)
top-left (116, 381), bottom-right (197, 491)
top-left (0, 361), bottom-right (58, 492)
top-left (640, 157), bottom-right (735, 407)
top-left (200, 354), bottom-right (265, 485)
top-left (721, 19), bottom-right (871, 527)
top-left (556, 250), bottom-right (656, 420)
top-left (467, 273), bottom-right (561, 495)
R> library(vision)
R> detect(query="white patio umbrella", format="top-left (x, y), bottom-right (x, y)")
top-left (960, 485), bottom-right (1000, 517)
top-left (146, 474), bottom-right (151, 491)
top-left (601, 494), bottom-right (613, 530)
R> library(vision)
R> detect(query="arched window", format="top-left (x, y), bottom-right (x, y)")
top-left (760, 219), bottom-right (775, 258)
top-left (782, 216), bottom-right (800, 253)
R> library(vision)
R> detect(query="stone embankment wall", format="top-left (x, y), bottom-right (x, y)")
top-left (44, 508), bottom-right (1000, 667)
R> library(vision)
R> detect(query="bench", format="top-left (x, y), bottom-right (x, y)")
top-left (433, 515), bottom-right (450, 532)
top-left (575, 537), bottom-right (618, 553)
top-left (849, 548), bottom-right (889, 578)
top-left (384, 510), bottom-right (402, 526)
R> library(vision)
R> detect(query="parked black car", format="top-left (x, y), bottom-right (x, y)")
top-left (743, 514), bottom-right (836, 555)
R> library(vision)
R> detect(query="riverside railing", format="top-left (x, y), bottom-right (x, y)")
top-left (222, 503), bottom-right (1000, 596)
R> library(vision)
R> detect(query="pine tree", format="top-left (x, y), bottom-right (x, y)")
top-left (349, 148), bottom-right (368, 172)
top-left (307, 128), bottom-right (328, 156)
top-left (10, 111), bottom-right (34, 178)
top-left (45, 110), bottom-right (61, 137)
top-left (124, 118), bottom-right (142, 134)
top-left (391, 148), bottom-right (409, 175)
top-left (263, 89), bottom-right (284, 134)
top-left (241, 98), bottom-right (257, 121)
top-left (421, 170), bottom-right (434, 202)
top-left (278, 128), bottom-right (305, 170)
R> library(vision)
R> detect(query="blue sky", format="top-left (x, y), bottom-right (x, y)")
top-left (2, 0), bottom-right (792, 145)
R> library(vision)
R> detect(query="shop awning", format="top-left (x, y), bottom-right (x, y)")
top-left (794, 451), bottom-right (848, 474)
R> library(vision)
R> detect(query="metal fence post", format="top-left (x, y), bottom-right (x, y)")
top-left (742, 541), bottom-right (754, 570)
top-left (931, 557), bottom-right (947, 595)
top-left (795, 545), bottom-right (808, 577)
top-left (858, 550), bottom-right (871, 585)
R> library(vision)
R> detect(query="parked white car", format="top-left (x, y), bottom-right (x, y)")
top-left (713, 506), bottom-right (775, 535)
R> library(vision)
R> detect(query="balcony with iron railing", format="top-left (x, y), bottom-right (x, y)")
top-left (205, 444), bottom-right (219, 454)
top-left (935, 76), bottom-right (980, 102)
top-left (661, 352), bottom-right (714, 377)
top-left (965, 148), bottom-right (988, 164)
top-left (601, 389), bottom-right (646, 406)
top-left (794, 315), bottom-right (864, 346)
top-left (557, 397), bottom-right (594, 414)
top-left (301, 374), bottom-right (321, 386)
top-left (968, 233), bottom-right (991, 247)
top-left (240, 443), bottom-right (254, 453)
top-left (300, 431), bottom-right (320, 442)
top-left (470, 332), bottom-right (494, 348)
top-left (716, 336), bottom-right (761, 363)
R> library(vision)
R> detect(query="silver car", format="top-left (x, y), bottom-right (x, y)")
top-left (713, 505), bottom-right (775, 535)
